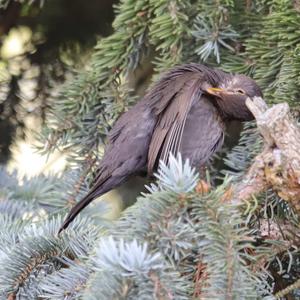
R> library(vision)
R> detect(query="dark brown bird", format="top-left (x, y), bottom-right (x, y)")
top-left (59, 63), bottom-right (262, 233)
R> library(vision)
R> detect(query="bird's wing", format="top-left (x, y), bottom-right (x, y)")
top-left (147, 74), bottom-right (204, 174)
top-left (59, 102), bottom-right (156, 233)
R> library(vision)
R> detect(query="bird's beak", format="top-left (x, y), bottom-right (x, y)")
top-left (206, 87), bottom-right (226, 97)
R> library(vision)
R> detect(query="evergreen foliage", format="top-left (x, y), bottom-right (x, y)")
top-left (0, 0), bottom-right (44, 9)
top-left (1, 0), bottom-right (300, 298)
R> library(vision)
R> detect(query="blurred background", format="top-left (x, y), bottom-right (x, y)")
top-left (0, 0), bottom-right (115, 172)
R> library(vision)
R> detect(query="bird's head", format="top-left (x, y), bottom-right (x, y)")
top-left (205, 74), bottom-right (263, 121)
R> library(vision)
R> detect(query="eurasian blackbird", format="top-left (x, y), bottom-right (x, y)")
top-left (59, 63), bottom-right (262, 232)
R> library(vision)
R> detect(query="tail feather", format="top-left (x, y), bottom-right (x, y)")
top-left (58, 191), bottom-right (97, 234)
top-left (58, 174), bottom-right (117, 234)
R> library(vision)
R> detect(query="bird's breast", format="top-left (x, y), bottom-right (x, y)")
top-left (180, 96), bottom-right (225, 168)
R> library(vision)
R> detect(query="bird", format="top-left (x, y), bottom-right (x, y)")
top-left (59, 63), bottom-right (262, 233)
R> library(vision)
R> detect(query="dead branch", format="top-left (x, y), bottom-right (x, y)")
top-left (231, 97), bottom-right (300, 213)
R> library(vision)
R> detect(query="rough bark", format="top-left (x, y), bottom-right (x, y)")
top-left (231, 97), bottom-right (300, 213)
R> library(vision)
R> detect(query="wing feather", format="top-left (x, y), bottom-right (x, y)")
top-left (148, 76), bottom-right (204, 173)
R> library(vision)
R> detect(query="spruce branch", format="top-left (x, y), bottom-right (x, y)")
top-left (154, 153), bottom-right (199, 193)
top-left (84, 237), bottom-right (190, 300)
top-left (111, 154), bottom-right (200, 268)
top-left (108, 156), bottom-right (262, 298)
top-left (0, 216), bottom-right (101, 298)
top-left (0, 0), bottom-right (44, 9)
top-left (192, 15), bottom-right (238, 63)
top-left (223, 121), bottom-right (263, 177)
top-left (241, 3), bottom-right (300, 106)
top-left (38, 258), bottom-right (90, 299)
top-left (149, 0), bottom-right (190, 70)
top-left (190, 178), bottom-right (259, 299)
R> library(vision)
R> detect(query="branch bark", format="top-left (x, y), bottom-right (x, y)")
top-left (231, 97), bottom-right (300, 213)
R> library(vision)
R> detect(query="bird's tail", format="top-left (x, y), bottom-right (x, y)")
top-left (58, 191), bottom-right (97, 234)
top-left (58, 174), bottom-right (118, 234)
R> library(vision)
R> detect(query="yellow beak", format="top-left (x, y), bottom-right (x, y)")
top-left (206, 87), bottom-right (225, 96)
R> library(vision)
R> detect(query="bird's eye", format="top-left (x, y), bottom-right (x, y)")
top-left (236, 89), bottom-right (245, 94)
